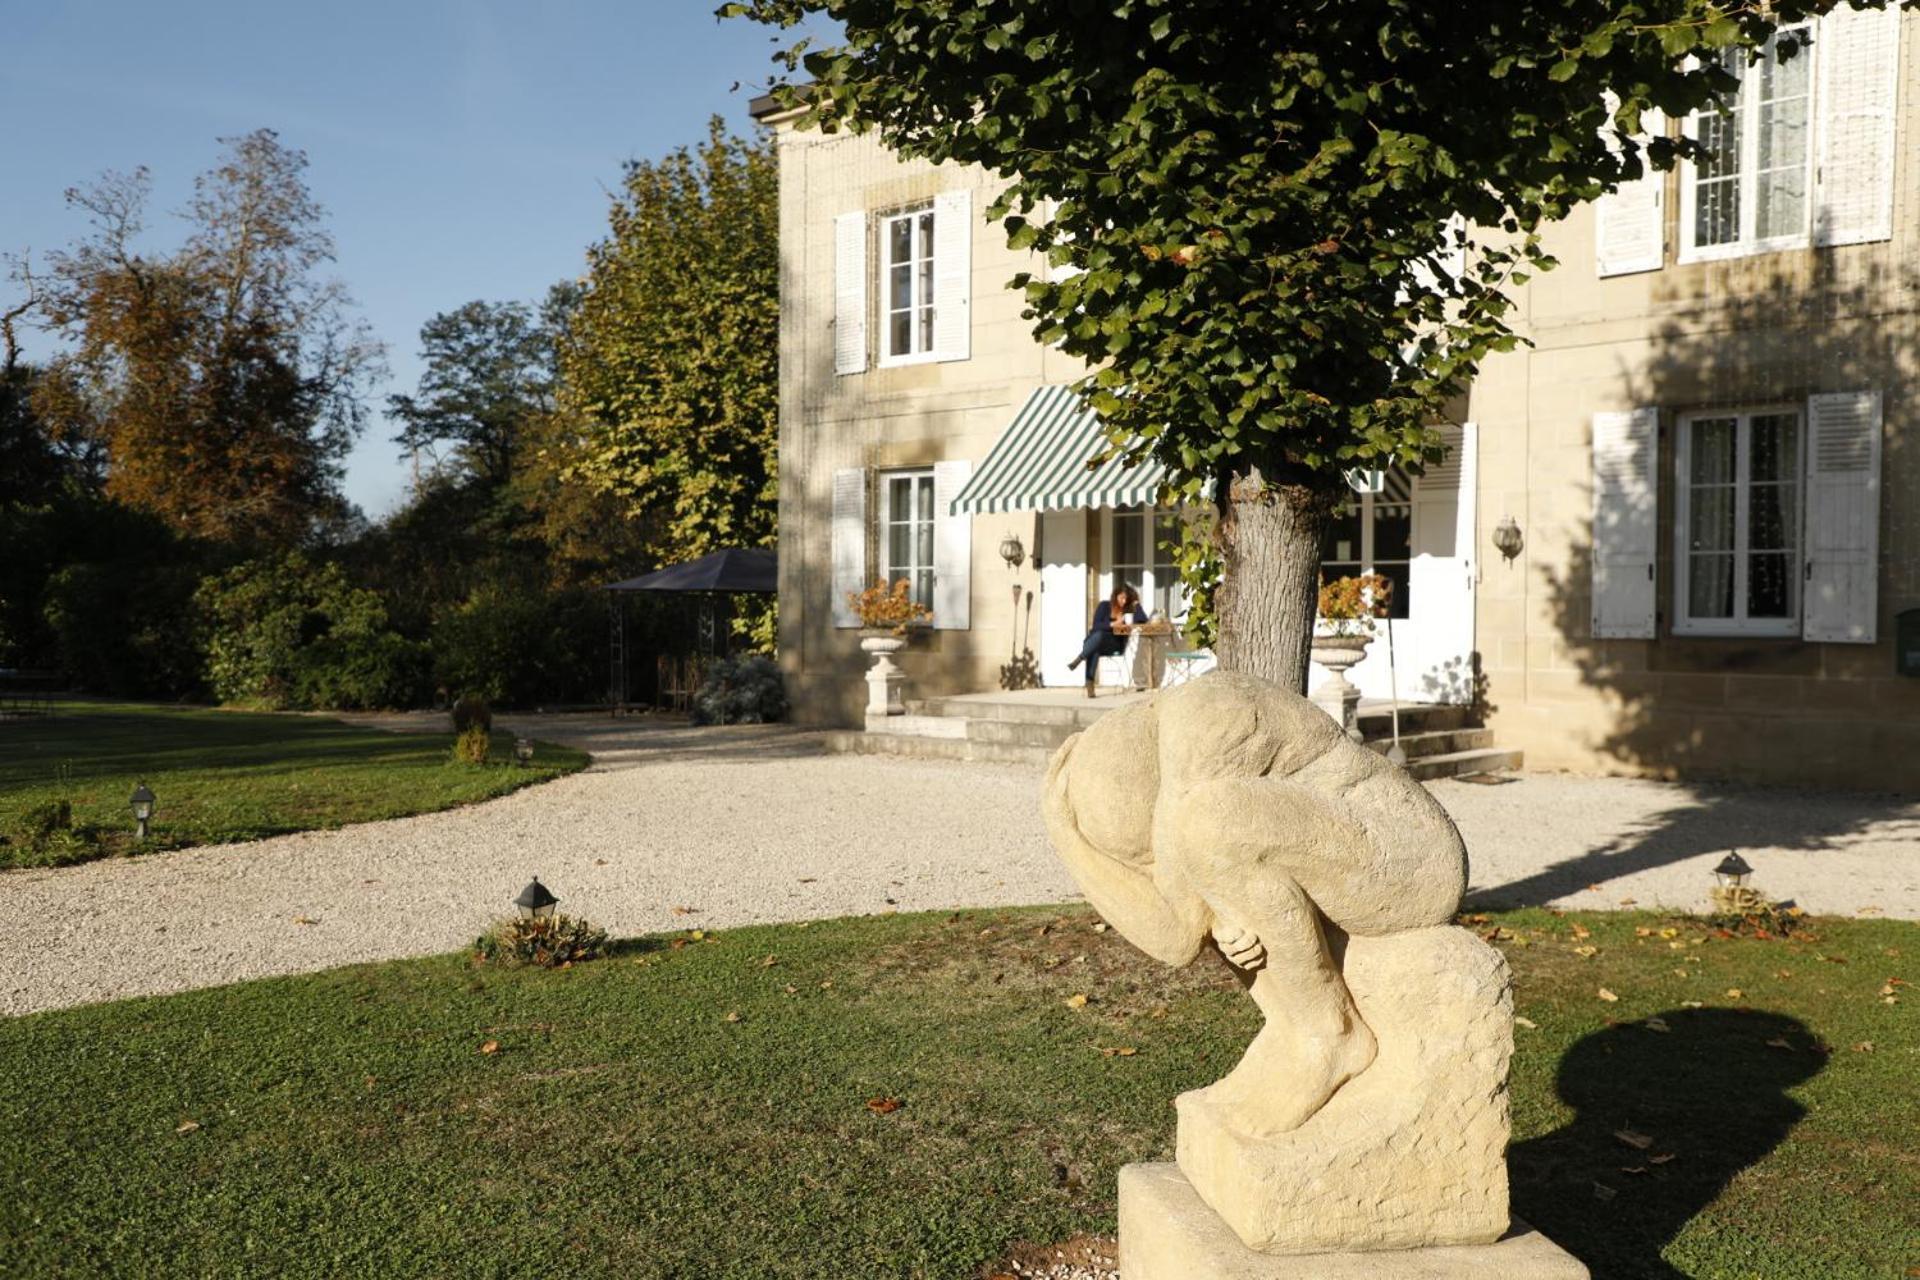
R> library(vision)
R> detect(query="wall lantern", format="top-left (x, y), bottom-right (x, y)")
top-left (1713, 851), bottom-right (1753, 889)
top-left (1492, 516), bottom-right (1525, 562)
top-left (999, 533), bottom-right (1026, 571)
top-left (513, 736), bottom-right (535, 767)
top-left (513, 877), bottom-right (559, 921)
top-left (129, 782), bottom-right (156, 841)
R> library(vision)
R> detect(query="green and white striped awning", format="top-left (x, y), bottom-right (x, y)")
top-left (948, 384), bottom-right (1170, 515)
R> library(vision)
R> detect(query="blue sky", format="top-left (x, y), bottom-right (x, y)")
top-left (1, 0), bottom-right (799, 519)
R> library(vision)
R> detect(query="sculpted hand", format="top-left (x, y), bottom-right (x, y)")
top-left (1213, 923), bottom-right (1266, 970)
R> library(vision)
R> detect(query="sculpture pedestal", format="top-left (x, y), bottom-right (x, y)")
top-left (1119, 1164), bottom-right (1588, 1280)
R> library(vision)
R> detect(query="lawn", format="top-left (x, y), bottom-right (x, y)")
top-left (0, 907), bottom-right (1911, 1279)
top-left (0, 700), bottom-right (589, 869)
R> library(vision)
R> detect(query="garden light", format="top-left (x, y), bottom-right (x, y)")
top-left (514, 736), bottom-right (535, 767)
top-left (998, 532), bottom-right (1026, 571)
top-left (513, 877), bottom-right (558, 921)
top-left (1713, 852), bottom-right (1753, 889)
top-left (1492, 516), bottom-right (1524, 562)
top-left (129, 782), bottom-right (156, 841)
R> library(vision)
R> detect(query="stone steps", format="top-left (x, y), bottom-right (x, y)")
top-left (825, 691), bottom-right (1523, 779)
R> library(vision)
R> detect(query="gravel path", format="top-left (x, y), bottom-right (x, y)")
top-left (3, 714), bottom-right (1915, 1017)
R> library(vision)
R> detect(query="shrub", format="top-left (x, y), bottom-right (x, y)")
top-left (17, 798), bottom-right (72, 842)
top-left (473, 914), bottom-right (610, 968)
top-left (690, 654), bottom-right (788, 725)
top-left (430, 584), bottom-right (601, 708)
top-left (452, 726), bottom-right (492, 765)
top-left (451, 694), bottom-right (493, 736)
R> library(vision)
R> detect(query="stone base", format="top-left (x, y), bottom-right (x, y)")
top-left (1119, 1164), bottom-right (1589, 1280)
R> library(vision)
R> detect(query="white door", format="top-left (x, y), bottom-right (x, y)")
top-left (1039, 511), bottom-right (1089, 687)
top-left (1309, 424), bottom-right (1477, 705)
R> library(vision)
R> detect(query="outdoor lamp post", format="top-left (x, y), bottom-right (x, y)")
top-left (129, 782), bottom-right (156, 841)
top-left (514, 877), bottom-right (558, 921)
top-left (999, 532), bottom-right (1026, 571)
top-left (514, 736), bottom-right (535, 767)
top-left (1713, 852), bottom-right (1753, 889)
top-left (1492, 516), bottom-right (1525, 562)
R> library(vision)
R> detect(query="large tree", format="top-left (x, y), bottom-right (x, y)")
top-left (546, 116), bottom-right (778, 564)
top-left (729, 0), bottom-right (1890, 688)
top-left (388, 299), bottom-right (554, 489)
top-left (34, 130), bottom-right (382, 545)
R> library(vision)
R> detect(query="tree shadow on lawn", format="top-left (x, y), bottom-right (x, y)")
top-left (1512, 1007), bottom-right (1823, 1279)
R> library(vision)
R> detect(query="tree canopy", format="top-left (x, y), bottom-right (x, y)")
top-left (388, 299), bottom-right (555, 488)
top-left (728, 0), bottom-right (1896, 682)
top-left (33, 130), bottom-right (382, 546)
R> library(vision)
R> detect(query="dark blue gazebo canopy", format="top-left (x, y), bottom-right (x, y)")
top-left (603, 547), bottom-right (776, 594)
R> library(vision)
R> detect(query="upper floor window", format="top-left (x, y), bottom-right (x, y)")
top-left (881, 207), bottom-right (937, 364)
top-left (1674, 408), bottom-right (1802, 636)
top-left (1684, 32), bottom-right (1813, 260)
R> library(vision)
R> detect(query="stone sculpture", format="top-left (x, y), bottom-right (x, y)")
top-left (1042, 671), bottom-right (1587, 1278)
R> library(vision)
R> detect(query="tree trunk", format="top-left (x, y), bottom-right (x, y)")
top-left (1212, 461), bottom-right (1340, 693)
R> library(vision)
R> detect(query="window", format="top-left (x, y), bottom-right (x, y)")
top-left (1682, 30), bottom-right (1813, 260)
top-left (880, 206), bottom-right (936, 363)
top-left (1674, 409), bottom-right (1802, 635)
top-left (881, 469), bottom-right (936, 609)
top-left (1105, 506), bottom-right (1185, 622)
top-left (1320, 471), bottom-right (1412, 620)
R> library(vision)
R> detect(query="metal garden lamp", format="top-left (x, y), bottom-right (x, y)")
top-left (514, 877), bottom-right (558, 921)
top-left (129, 782), bottom-right (156, 841)
top-left (999, 532), bottom-right (1026, 571)
top-left (1713, 852), bottom-right (1753, 889)
top-left (514, 736), bottom-right (535, 767)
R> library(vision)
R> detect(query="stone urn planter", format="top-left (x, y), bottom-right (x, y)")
top-left (1308, 631), bottom-right (1371, 740)
top-left (859, 629), bottom-right (910, 718)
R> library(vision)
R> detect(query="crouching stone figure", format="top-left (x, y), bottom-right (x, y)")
top-left (1043, 670), bottom-right (1526, 1261)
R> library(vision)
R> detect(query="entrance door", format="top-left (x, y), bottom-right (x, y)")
top-left (1038, 510), bottom-right (1088, 687)
top-left (1308, 423), bottom-right (1477, 704)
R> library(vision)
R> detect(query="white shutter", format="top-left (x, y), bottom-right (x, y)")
top-left (1595, 101), bottom-right (1666, 277)
top-left (833, 211), bottom-right (867, 375)
top-left (932, 460), bottom-right (973, 630)
top-left (830, 467), bottom-right (867, 628)
top-left (1814, 4), bottom-right (1900, 247)
top-left (932, 189), bottom-right (972, 362)
top-left (1803, 391), bottom-right (1882, 643)
top-left (1591, 408), bottom-right (1659, 639)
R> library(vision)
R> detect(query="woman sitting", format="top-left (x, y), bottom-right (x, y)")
top-left (1067, 585), bottom-right (1148, 697)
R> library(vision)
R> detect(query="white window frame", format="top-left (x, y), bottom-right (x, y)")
top-left (1672, 406), bottom-right (1806, 638)
top-left (1098, 506), bottom-right (1186, 624)
top-left (879, 467), bottom-right (937, 610)
top-left (1319, 475), bottom-right (1414, 622)
top-left (1678, 28), bottom-right (1815, 264)
top-left (877, 205), bottom-right (939, 367)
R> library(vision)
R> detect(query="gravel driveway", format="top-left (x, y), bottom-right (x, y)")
top-left (3, 714), bottom-right (1915, 1017)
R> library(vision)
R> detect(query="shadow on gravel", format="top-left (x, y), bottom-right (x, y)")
top-left (1511, 1007), bottom-right (1822, 1279)
top-left (1463, 781), bottom-right (1920, 910)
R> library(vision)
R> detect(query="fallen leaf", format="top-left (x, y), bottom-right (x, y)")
top-left (1852, 1041), bottom-right (1875, 1053)
top-left (1065, 993), bottom-right (1089, 1010)
top-left (1092, 922), bottom-right (1109, 933)
top-left (1817, 953), bottom-right (1848, 965)
top-left (1585, 884), bottom-right (1604, 894)
top-left (1621, 1165), bottom-right (1647, 1175)
top-left (479, 1040), bottom-right (500, 1056)
top-left (1879, 981), bottom-right (1905, 996)
top-left (292, 916), bottom-right (319, 926)
top-left (690, 929), bottom-right (706, 941)
top-left (671, 906), bottom-right (697, 916)
top-left (1658, 928), bottom-right (1678, 939)
top-left (1514, 1015), bottom-right (1538, 1030)
top-left (1614, 1128), bottom-right (1654, 1150)
top-left (798, 877), bottom-right (816, 884)
top-left (1669, 941), bottom-right (1688, 951)
top-left (819, 979), bottom-right (833, 990)
top-left (1774, 970), bottom-right (1794, 979)
top-left (1765, 1037), bottom-right (1794, 1051)
top-left (175, 1119), bottom-right (201, 1135)
top-left (669, 938), bottom-right (687, 951)
top-left (1571, 924), bottom-right (1593, 940)
top-left (759, 954), bottom-right (779, 967)
top-left (364, 1075), bottom-right (377, 1091)
top-left (1681, 1000), bottom-right (1704, 1009)
top-left (865, 1096), bottom-right (902, 1115)
top-left (1725, 988), bottom-right (1744, 1000)
top-left (1644, 1017), bottom-right (1671, 1033)
top-left (1634, 927), bottom-right (1653, 938)
top-left (782, 984), bottom-right (797, 995)
top-left (1098, 1046), bottom-right (1138, 1057)
top-left (724, 1011), bottom-right (741, 1023)
top-left (1597, 988), bottom-right (1620, 1003)
top-left (1618, 898), bottom-right (1638, 906)
top-left (1574, 945), bottom-right (1598, 958)
top-left (1672, 969), bottom-right (1689, 978)
top-left (1649, 1152), bottom-right (1677, 1165)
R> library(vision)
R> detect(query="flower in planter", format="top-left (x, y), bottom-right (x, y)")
top-left (1316, 574), bottom-right (1394, 637)
top-left (846, 578), bottom-right (933, 637)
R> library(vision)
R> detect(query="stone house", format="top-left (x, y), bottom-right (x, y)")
top-left (753, 2), bottom-right (1919, 790)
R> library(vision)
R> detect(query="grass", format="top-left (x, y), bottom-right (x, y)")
top-left (0, 700), bottom-right (589, 869)
top-left (0, 907), bottom-right (1911, 1279)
